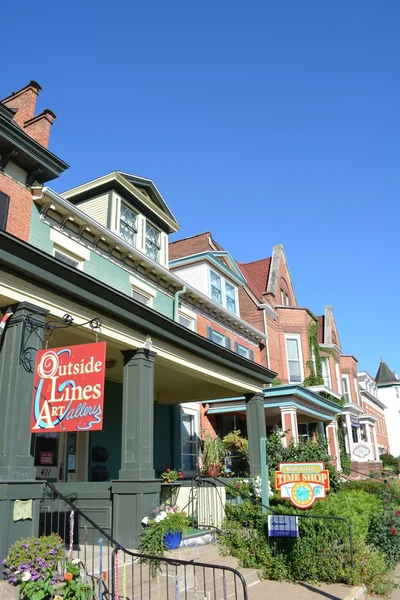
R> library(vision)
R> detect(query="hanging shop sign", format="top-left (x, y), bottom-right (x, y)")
top-left (268, 515), bottom-right (299, 538)
top-left (275, 462), bottom-right (330, 509)
top-left (30, 342), bottom-right (106, 433)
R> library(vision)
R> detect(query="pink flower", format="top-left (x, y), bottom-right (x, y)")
top-left (391, 528), bottom-right (397, 535)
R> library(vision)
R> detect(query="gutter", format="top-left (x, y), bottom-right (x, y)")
top-left (173, 286), bottom-right (187, 322)
top-left (39, 187), bottom-right (266, 343)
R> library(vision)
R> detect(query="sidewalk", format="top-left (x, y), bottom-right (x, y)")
top-left (169, 543), bottom-right (365, 600)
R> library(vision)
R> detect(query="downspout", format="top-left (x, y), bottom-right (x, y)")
top-left (173, 286), bottom-right (187, 322)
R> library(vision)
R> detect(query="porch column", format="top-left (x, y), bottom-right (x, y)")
top-left (245, 393), bottom-right (266, 476)
top-left (119, 348), bottom-right (156, 479)
top-left (0, 302), bottom-right (48, 561)
top-left (280, 407), bottom-right (298, 447)
top-left (365, 422), bottom-right (372, 445)
top-left (0, 302), bottom-right (48, 480)
top-left (345, 413), bottom-right (354, 456)
top-left (326, 420), bottom-right (341, 470)
top-left (317, 421), bottom-right (326, 441)
top-left (371, 425), bottom-right (379, 461)
top-left (113, 348), bottom-right (161, 548)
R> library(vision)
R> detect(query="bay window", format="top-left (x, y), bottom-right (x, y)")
top-left (285, 334), bottom-right (304, 383)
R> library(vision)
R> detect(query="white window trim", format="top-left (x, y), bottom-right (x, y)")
top-left (50, 229), bottom-right (90, 261)
top-left (335, 362), bottom-right (342, 395)
top-left (118, 201), bottom-right (138, 247)
top-left (129, 275), bottom-right (157, 308)
top-left (208, 268), bottom-right (239, 316)
top-left (321, 357), bottom-right (332, 389)
top-left (145, 221), bottom-right (161, 263)
top-left (284, 333), bottom-right (305, 384)
top-left (181, 406), bottom-right (200, 476)
top-left (354, 377), bottom-right (360, 405)
top-left (178, 304), bottom-right (197, 331)
top-left (53, 247), bottom-right (84, 271)
top-left (342, 374), bottom-right (352, 403)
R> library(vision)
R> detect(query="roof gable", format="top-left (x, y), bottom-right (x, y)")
top-left (375, 361), bottom-right (399, 386)
top-left (237, 258), bottom-right (271, 301)
top-left (170, 250), bottom-right (247, 286)
top-left (119, 172), bottom-right (178, 225)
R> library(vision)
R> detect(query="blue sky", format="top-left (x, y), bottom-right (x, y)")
top-left (2, 1), bottom-right (399, 376)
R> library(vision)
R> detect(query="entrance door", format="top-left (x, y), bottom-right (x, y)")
top-left (34, 433), bottom-right (67, 482)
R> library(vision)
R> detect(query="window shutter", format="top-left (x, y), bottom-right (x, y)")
top-left (0, 191), bottom-right (10, 231)
top-left (249, 349), bottom-right (255, 361)
top-left (234, 341), bottom-right (239, 354)
top-left (207, 326), bottom-right (213, 340)
top-left (226, 337), bottom-right (231, 350)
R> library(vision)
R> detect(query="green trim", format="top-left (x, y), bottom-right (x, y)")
top-left (263, 384), bottom-right (343, 412)
top-left (0, 106), bottom-right (69, 182)
top-left (170, 251), bottom-right (247, 286)
top-left (0, 231), bottom-right (274, 385)
top-left (207, 400), bottom-right (337, 420)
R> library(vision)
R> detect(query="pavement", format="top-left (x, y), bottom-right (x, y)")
top-left (169, 543), bottom-right (367, 600)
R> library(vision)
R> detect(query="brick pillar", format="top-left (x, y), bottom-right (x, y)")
top-left (280, 407), bottom-right (298, 447)
top-left (326, 420), bottom-right (341, 470)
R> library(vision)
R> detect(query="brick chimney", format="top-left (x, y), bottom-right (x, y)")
top-left (24, 109), bottom-right (57, 149)
top-left (1, 81), bottom-right (57, 149)
top-left (2, 80), bottom-right (42, 128)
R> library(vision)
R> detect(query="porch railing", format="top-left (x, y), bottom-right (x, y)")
top-left (191, 476), bottom-right (354, 569)
top-left (40, 481), bottom-right (248, 599)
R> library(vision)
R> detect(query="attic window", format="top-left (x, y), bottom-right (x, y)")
top-left (120, 203), bottom-right (137, 246)
top-left (145, 222), bottom-right (160, 262)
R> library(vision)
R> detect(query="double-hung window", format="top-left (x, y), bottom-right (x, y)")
top-left (342, 375), bottom-right (351, 403)
top-left (145, 223), bottom-right (161, 262)
top-left (120, 203), bottom-right (137, 246)
top-left (182, 411), bottom-right (198, 472)
top-left (234, 342), bottom-right (255, 361)
top-left (207, 326), bottom-right (231, 349)
top-left (285, 334), bottom-right (303, 383)
top-left (209, 270), bottom-right (238, 314)
top-left (321, 357), bottom-right (331, 388)
top-left (210, 270), bottom-right (222, 304)
top-left (225, 282), bottom-right (236, 313)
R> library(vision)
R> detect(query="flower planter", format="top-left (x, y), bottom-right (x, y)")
top-left (163, 530), bottom-right (182, 550)
top-left (226, 496), bottom-right (243, 506)
top-left (205, 466), bottom-right (220, 477)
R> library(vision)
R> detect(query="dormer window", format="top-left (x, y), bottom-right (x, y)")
top-left (120, 203), bottom-right (137, 246)
top-left (209, 269), bottom-right (238, 314)
top-left (225, 282), bottom-right (236, 313)
top-left (210, 270), bottom-right (222, 304)
top-left (145, 222), bottom-right (160, 262)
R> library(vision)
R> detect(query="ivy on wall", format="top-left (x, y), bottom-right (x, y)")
top-left (303, 321), bottom-right (324, 386)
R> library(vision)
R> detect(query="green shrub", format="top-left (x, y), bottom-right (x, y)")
top-left (310, 489), bottom-right (382, 540)
top-left (341, 479), bottom-right (400, 505)
top-left (367, 507), bottom-right (400, 567)
top-left (349, 541), bottom-right (395, 597)
top-left (381, 453), bottom-right (400, 473)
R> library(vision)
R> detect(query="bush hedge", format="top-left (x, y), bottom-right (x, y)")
top-left (219, 479), bottom-right (400, 595)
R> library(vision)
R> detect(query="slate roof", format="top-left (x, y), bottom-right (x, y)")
top-left (237, 258), bottom-right (271, 301)
top-left (375, 361), bottom-right (399, 386)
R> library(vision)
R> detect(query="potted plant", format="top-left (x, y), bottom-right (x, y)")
top-left (201, 432), bottom-right (225, 477)
top-left (160, 467), bottom-right (183, 483)
top-left (139, 505), bottom-right (189, 576)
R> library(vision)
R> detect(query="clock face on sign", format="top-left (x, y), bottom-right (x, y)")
top-left (291, 482), bottom-right (314, 508)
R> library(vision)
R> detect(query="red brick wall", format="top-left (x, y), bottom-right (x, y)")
top-left (196, 313), bottom-right (266, 366)
top-left (340, 356), bottom-right (360, 405)
top-left (275, 308), bottom-right (312, 383)
top-left (0, 171), bottom-right (33, 242)
top-left (265, 252), bottom-right (296, 309)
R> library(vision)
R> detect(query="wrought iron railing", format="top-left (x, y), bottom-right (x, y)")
top-left (40, 480), bottom-right (249, 599)
top-left (111, 547), bottom-right (248, 600)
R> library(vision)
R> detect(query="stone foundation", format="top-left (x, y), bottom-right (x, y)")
top-left (349, 461), bottom-right (383, 480)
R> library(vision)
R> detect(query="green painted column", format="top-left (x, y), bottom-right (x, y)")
top-left (245, 393), bottom-right (267, 476)
top-left (119, 348), bottom-right (156, 480)
top-left (171, 404), bottom-right (182, 469)
top-left (0, 302), bottom-right (48, 481)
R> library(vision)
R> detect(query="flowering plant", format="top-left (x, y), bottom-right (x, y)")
top-left (2, 534), bottom-right (66, 586)
top-left (160, 467), bottom-right (183, 483)
top-left (16, 566), bottom-right (57, 600)
top-left (58, 559), bottom-right (94, 600)
top-left (226, 476), bottom-right (274, 500)
top-left (139, 505), bottom-right (189, 575)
